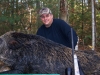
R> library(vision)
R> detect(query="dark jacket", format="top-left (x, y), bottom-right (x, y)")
top-left (36, 19), bottom-right (78, 48)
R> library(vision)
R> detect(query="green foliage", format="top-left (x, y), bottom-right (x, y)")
top-left (0, 15), bottom-right (20, 23)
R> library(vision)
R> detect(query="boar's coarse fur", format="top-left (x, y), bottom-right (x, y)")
top-left (0, 31), bottom-right (100, 75)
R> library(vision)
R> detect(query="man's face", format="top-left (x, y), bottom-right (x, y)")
top-left (40, 14), bottom-right (53, 28)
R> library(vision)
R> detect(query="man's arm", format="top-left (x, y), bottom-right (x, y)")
top-left (59, 20), bottom-right (78, 48)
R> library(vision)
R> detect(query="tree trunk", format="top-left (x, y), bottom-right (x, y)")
top-left (91, 0), bottom-right (96, 50)
top-left (60, 0), bottom-right (68, 22)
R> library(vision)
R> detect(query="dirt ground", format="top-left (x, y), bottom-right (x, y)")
top-left (78, 45), bottom-right (100, 52)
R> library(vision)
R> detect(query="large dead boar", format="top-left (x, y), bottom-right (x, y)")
top-left (0, 31), bottom-right (100, 75)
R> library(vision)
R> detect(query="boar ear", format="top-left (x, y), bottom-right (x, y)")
top-left (8, 40), bottom-right (23, 50)
top-left (0, 38), bottom-right (3, 44)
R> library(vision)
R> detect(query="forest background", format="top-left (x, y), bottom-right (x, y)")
top-left (0, 0), bottom-right (100, 50)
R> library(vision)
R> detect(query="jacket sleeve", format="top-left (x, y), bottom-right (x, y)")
top-left (59, 20), bottom-right (78, 48)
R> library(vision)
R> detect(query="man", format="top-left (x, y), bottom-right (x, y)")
top-left (36, 7), bottom-right (78, 48)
